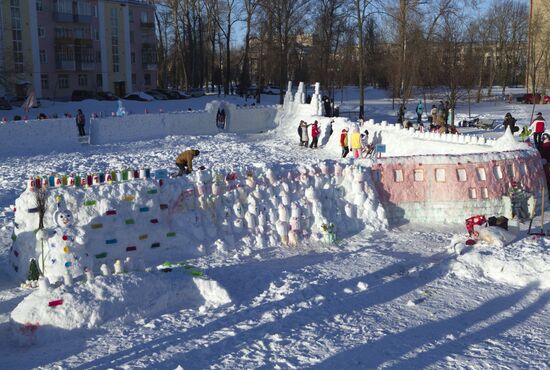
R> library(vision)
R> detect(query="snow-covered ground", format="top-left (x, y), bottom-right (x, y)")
top-left (0, 87), bottom-right (549, 369)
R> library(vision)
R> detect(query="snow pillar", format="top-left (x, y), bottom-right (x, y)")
top-left (284, 81), bottom-right (293, 109)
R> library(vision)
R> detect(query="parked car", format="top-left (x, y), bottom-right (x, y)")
top-left (123, 92), bottom-right (154, 102)
top-left (71, 90), bottom-right (96, 101)
top-left (262, 86), bottom-right (283, 95)
top-left (174, 90), bottom-right (190, 99)
top-left (152, 89), bottom-right (182, 100)
top-left (518, 93), bottom-right (542, 104)
top-left (145, 90), bottom-right (168, 100)
top-left (544, 95), bottom-right (550, 104)
top-left (186, 88), bottom-right (205, 97)
top-left (0, 97), bottom-right (12, 110)
top-left (96, 91), bottom-right (119, 101)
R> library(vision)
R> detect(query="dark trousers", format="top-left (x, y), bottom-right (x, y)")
top-left (417, 113), bottom-right (422, 123)
top-left (176, 163), bottom-right (190, 176)
top-left (300, 140), bottom-right (308, 147)
top-left (309, 137), bottom-right (319, 148)
top-left (342, 146), bottom-right (349, 158)
top-left (77, 124), bottom-right (86, 136)
top-left (534, 132), bottom-right (543, 147)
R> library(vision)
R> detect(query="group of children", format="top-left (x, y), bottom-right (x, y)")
top-left (297, 120), bottom-right (321, 148)
top-left (340, 127), bottom-right (373, 159)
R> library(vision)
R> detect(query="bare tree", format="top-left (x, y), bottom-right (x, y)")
top-left (260, 0), bottom-right (310, 104)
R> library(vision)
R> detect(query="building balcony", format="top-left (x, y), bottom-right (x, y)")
top-left (56, 60), bottom-right (76, 71)
top-left (75, 14), bottom-right (93, 23)
top-left (78, 62), bottom-right (95, 71)
top-left (53, 11), bottom-right (74, 22)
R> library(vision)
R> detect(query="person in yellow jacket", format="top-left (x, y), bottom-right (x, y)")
top-left (175, 149), bottom-right (200, 176)
top-left (350, 127), bottom-right (362, 159)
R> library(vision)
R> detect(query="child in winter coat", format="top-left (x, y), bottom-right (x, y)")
top-left (300, 121), bottom-right (310, 147)
top-left (530, 112), bottom-right (546, 148)
top-left (340, 129), bottom-right (349, 158)
top-left (415, 101), bottom-right (423, 124)
top-left (310, 121), bottom-right (321, 148)
top-left (350, 127), bottom-right (362, 159)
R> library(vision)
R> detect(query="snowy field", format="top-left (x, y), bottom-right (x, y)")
top-left (0, 88), bottom-right (549, 369)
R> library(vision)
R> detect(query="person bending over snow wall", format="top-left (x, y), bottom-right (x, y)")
top-left (176, 149), bottom-right (200, 176)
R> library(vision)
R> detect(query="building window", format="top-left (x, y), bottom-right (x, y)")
top-left (129, 9), bottom-right (134, 22)
top-left (144, 73), bottom-right (151, 86)
top-left (78, 74), bottom-right (88, 87)
top-left (55, 0), bottom-right (73, 14)
top-left (394, 169), bottom-right (403, 182)
top-left (38, 26), bottom-right (45, 38)
top-left (36, 0), bottom-right (43, 11)
top-left (132, 73), bottom-right (137, 90)
top-left (41, 74), bottom-right (48, 90)
top-left (96, 74), bottom-right (103, 88)
top-left (58, 74), bottom-right (69, 89)
top-left (39, 50), bottom-right (47, 64)
top-left (481, 187), bottom-right (489, 199)
top-left (414, 169), bottom-right (424, 182)
top-left (469, 188), bottom-right (477, 199)
top-left (131, 52), bottom-right (135, 64)
top-left (493, 165), bottom-right (503, 180)
top-left (456, 168), bottom-right (467, 182)
top-left (435, 168), bottom-right (446, 182)
top-left (476, 167), bottom-right (486, 181)
top-left (130, 31), bottom-right (134, 43)
top-left (140, 11), bottom-right (148, 24)
top-left (10, 0), bottom-right (24, 73)
top-left (96, 51), bottom-right (101, 63)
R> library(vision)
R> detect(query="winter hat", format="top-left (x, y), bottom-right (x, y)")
top-left (543, 134), bottom-right (550, 143)
top-left (536, 112), bottom-right (543, 117)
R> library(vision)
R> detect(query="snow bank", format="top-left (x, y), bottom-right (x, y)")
top-left (9, 161), bottom-right (388, 282)
top-left (449, 235), bottom-right (550, 289)
top-left (10, 270), bottom-right (231, 339)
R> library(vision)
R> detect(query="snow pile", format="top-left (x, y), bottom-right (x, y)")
top-left (10, 269), bottom-right (230, 335)
top-left (492, 126), bottom-right (530, 151)
top-left (449, 234), bottom-right (550, 289)
top-left (9, 162), bottom-right (387, 282)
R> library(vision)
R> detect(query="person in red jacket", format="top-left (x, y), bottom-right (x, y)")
top-left (340, 128), bottom-right (349, 158)
top-left (309, 121), bottom-right (321, 148)
top-left (530, 112), bottom-right (545, 148)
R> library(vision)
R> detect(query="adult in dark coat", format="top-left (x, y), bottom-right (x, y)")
top-left (503, 112), bottom-right (519, 133)
top-left (76, 109), bottom-right (86, 136)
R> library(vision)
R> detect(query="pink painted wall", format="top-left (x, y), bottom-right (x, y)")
top-left (373, 151), bottom-right (545, 205)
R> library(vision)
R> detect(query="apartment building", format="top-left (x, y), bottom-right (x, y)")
top-left (0, 0), bottom-right (157, 100)
top-left (527, 0), bottom-right (550, 93)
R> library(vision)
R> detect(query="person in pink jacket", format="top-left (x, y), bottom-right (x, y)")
top-left (309, 121), bottom-right (321, 148)
top-left (530, 112), bottom-right (546, 148)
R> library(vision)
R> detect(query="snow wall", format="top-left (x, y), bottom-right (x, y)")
top-left (89, 102), bottom-right (278, 145)
top-left (0, 118), bottom-right (81, 156)
top-left (9, 162), bottom-right (387, 282)
top-left (0, 102), bottom-right (277, 156)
